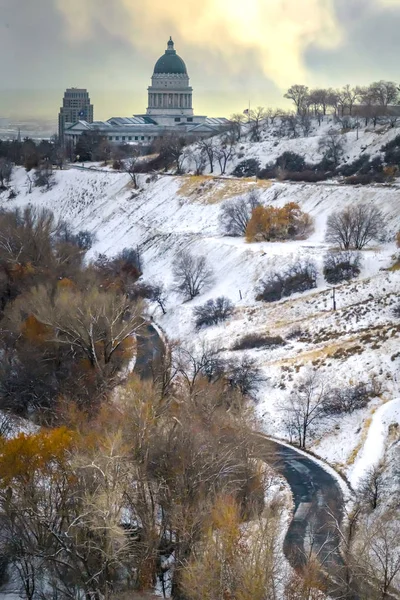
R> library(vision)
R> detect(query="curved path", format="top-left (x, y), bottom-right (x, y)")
top-left (254, 436), bottom-right (344, 567)
top-left (135, 327), bottom-right (358, 598)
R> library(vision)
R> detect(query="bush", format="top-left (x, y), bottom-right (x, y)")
top-left (193, 297), bottom-right (234, 329)
top-left (256, 259), bottom-right (318, 302)
top-left (232, 159), bottom-right (260, 178)
top-left (323, 250), bottom-right (362, 284)
top-left (275, 151), bottom-right (306, 172)
top-left (323, 383), bottom-right (372, 415)
top-left (233, 333), bottom-right (285, 350)
top-left (257, 163), bottom-right (276, 180)
top-left (344, 174), bottom-right (385, 185)
top-left (246, 202), bottom-right (314, 242)
top-left (219, 191), bottom-right (260, 236)
top-left (393, 304), bottom-right (400, 318)
top-left (339, 154), bottom-right (371, 177)
top-left (381, 134), bottom-right (400, 166)
top-left (283, 170), bottom-right (331, 182)
top-left (225, 354), bottom-right (265, 397)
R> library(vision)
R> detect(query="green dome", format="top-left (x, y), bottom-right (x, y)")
top-left (153, 38), bottom-right (188, 75)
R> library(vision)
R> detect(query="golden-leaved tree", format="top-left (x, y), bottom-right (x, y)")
top-left (246, 202), bottom-right (314, 242)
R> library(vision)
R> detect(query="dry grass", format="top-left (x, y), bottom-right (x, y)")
top-left (177, 175), bottom-right (271, 205)
top-left (346, 406), bottom-right (378, 467)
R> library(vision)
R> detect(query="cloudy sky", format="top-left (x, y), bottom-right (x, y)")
top-left (1, 0), bottom-right (400, 122)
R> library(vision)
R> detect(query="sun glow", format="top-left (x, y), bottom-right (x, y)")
top-left (55, 0), bottom-right (343, 87)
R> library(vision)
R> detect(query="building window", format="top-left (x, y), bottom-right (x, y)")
top-left (109, 137), bottom-right (113, 141)
top-left (116, 136), bottom-right (120, 141)
top-left (135, 136), bottom-right (138, 140)
top-left (175, 117), bottom-right (181, 122)
top-left (187, 118), bottom-right (193, 122)
top-left (128, 136), bottom-right (132, 141)
top-left (141, 136), bottom-right (145, 141)
top-left (122, 136), bottom-right (126, 141)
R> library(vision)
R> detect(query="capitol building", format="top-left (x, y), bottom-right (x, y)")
top-left (63, 38), bottom-right (228, 145)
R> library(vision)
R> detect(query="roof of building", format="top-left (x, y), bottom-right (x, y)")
top-left (153, 37), bottom-right (187, 75)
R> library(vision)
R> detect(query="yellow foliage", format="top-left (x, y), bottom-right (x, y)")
top-left (57, 277), bottom-right (76, 289)
top-left (21, 314), bottom-right (52, 343)
top-left (0, 427), bottom-right (76, 487)
top-left (246, 202), bottom-right (313, 242)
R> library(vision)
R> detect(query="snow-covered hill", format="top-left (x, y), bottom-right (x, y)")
top-left (2, 156), bottom-right (400, 488)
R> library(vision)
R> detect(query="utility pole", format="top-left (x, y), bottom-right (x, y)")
top-left (331, 287), bottom-right (336, 311)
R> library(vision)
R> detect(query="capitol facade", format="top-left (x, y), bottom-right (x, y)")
top-left (63, 38), bottom-right (228, 145)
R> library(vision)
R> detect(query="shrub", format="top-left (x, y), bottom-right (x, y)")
top-left (257, 259), bottom-right (318, 302)
top-left (286, 326), bottom-right (308, 341)
top-left (219, 191), bottom-right (260, 236)
top-left (344, 174), bottom-right (385, 185)
top-left (275, 151), bottom-right (306, 172)
top-left (233, 333), bottom-right (285, 350)
top-left (323, 250), bottom-right (362, 284)
top-left (193, 297), bottom-right (234, 329)
top-left (232, 159), bottom-right (260, 178)
top-left (323, 383), bottom-right (372, 415)
top-left (283, 170), bottom-right (331, 182)
top-left (225, 354), bottom-right (265, 397)
top-left (393, 304), bottom-right (400, 318)
top-left (257, 162), bottom-right (276, 180)
top-left (246, 202), bottom-right (314, 242)
top-left (381, 134), bottom-right (400, 166)
top-left (396, 231), bottom-right (400, 248)
top-left (339, 154), bottom-right (371, 177)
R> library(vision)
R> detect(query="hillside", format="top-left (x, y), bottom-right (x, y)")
top-left (2, 125), bottom-right (400, 491)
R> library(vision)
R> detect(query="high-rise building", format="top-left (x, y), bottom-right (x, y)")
top-left (58, 88), bottom-right (93, 142)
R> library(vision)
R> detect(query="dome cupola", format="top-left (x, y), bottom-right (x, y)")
top-left (153, 37), bottom-right (188, 75)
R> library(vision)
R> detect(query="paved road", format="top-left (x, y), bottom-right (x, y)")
top-left (134, 326), bottom-right (360, 597)
top-left (134, 323), bottom-right (164, 380)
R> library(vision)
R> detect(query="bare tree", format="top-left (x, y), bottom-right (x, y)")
top-left (198, 138), bottom-right (216, 173)
top-left (326, 204), bottom-right (385, 250)
top-left (123, 152), bottom-right (141, 188)
top-left (284, 85), bottom-right (309, 114)
top-left (318, 129), bottom-right (344, 167)
top-left (280, 369), bottom-right (326, 448)
top-left (192, 148), bottom-right (206, 175)
top-left (27, 284), bottom-right (145, 372)
top-left (193, 296), bottom-right (234, 329)
top-left (215, 135), bottom-right (236, 175)
top-left (351, 510), bottom-right (400, 599)
top-left (0, 158), bottom-right (13, 189)
top-left (282, 113), bottom-right (300, 139)
top-left (219, 190), bottom-right (260, 236)
top-left (370, 80), bottom-right (399, 108)
top-left (229, 113), bottom-right (245, 141)
top-left (33, 159), bottom-right (55, 190)
top-left (342, 84), bottom-right (360, 116)
top-left (249, 107), bottom-right (267, 142)
top-left (172, 250), bottom-right (213, 300)
top-left (357, 461), bottom-right (388, 510)
top-left (176, 341), bottom-right (224, 392)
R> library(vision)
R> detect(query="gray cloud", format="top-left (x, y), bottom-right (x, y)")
top-left (0, 0), bottom-right (399, 121)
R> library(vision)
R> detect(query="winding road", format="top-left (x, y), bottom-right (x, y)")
top-left (134, 325), bottom-right (357, 598)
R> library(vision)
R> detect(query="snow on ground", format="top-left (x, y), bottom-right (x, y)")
top-left (2, 156), bottom-right (400, 483)
top-left (348, 397), bottom-right (400, 488)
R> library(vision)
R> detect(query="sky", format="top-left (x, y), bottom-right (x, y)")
top-left (1, 0), bottom-right (400, 124)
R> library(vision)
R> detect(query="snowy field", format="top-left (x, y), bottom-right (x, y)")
top-left (2, 130), bottom-right (400, 489)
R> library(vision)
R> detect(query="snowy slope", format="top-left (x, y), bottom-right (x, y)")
top-left (2, 162), bottom-right (400, 483)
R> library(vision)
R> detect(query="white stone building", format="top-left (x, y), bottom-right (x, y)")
top-left (64, 38), bottom-right (228, 145)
